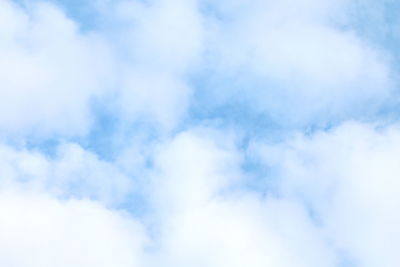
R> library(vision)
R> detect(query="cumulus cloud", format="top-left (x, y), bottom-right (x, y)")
top-left (1, 0), bottom-right (400, 266)
top-left (199, 0), bottom-right (393, 126)
top-left (0, 142), bottom-right (132, 205)
top-left (0, 0), bottom-right (201, 137)
top-left (145, 130), bottom-right (336, 267)
top-left (0, 190), bottom-right (145, 267)
top-left (253, 122), bottom-right (400, 267)
top-left (0, 0), bottom-right (114, 137)
top-left (93, 0), bottom-right (204, 130)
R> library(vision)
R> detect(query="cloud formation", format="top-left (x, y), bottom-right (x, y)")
top-left (254, 122), bottom-right (400, 267)
top-left (0, 0), bottom-right (113, 137)
top-left (0, 0), bottom-right (399, 266)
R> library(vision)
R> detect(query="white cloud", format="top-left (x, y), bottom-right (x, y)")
top-left (0, 189), bottom-right (145, 267)
top-left (254, 122), bottom-right (400, 267)
top-left (110, 0), bottom-right (204, 72)
top-left (0, 0), bottom-right (205, 136)
top-left (0, 140), bottom-right (145, 267)
top-left (204, 0), bottom-right (393, 125)
top-left (118, 69), bottom-right (191, 129)
top-left (110, 0), bottom-right (206, 129)
top-left (0, 0), bottom-right (114, 137)
top-left (2, 0), bottom-right (393, 134)
top-left (144, 129), bottom-right (336, 267)
top-left (1, 0), bottom-right (400, 266)
top-left (0, 142), bottom-right (132, 205)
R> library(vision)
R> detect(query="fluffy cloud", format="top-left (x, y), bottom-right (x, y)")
top-left (254, 122), bottom-right (400, 267)
top-left (0, 142), bottom-right (132, 205)
top-left (0, 0), bottom-right (203, 137)
top-left (136, 130), bottom-right (336, 267)
top-left (200, 0), bottom-right (393, 125)
top-left (0, 0), bottom-right (114, 137)
top-left (3, 122), bottom-right (400, 267)
top-left (2, 0), bottom-right (394, 134)
top-left (109, 0), bottom-right (204, 129)
top-left (0, 190), bottom-right (145, 267)
top-left (1, 0), bottom-right (400, 266)
top-left (0, 141), bottom-right (144, 267)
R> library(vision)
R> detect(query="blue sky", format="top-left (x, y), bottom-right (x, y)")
top-left (1, 0), bottom-right (400, 266)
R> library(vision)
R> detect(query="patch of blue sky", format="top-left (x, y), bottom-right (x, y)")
top-left (347, 0), bottom-right (400, 50)
top-left (189, 65), bottom-right (351, 137)
top-left (80, 98), bottom-right (122, 161)
top-left (14, 0), bottom-right (99, 31)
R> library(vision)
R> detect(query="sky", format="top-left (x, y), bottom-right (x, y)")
top-left (0, 0), bottom-right (400, 266)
